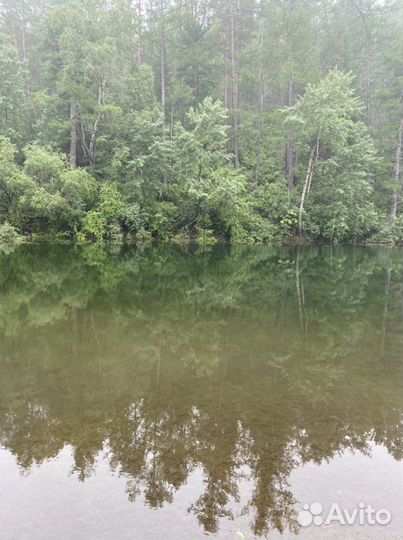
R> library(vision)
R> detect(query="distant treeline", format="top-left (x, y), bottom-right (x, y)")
top-left (0, 0), bottom-right (402, 244)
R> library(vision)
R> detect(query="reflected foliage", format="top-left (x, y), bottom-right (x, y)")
top-left (0, 245), bottom-right (402, 536)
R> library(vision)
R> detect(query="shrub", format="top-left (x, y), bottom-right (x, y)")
top-left (82, 211), bottom-right (106, 242)
top-left (150, 201), bottom-right (178, 239)
top-left (0, 222), bottom-right (23, 252)
top-left (121, 203), bottom-right (150, 241)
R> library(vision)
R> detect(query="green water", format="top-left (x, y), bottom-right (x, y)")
top-left (0, 244), bottom-right (402, 540)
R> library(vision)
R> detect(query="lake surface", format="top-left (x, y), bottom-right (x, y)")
top-left (0, 244), bottom-right (402, 540)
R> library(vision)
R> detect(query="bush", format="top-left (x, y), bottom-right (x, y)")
top-left (195, 225), bottom-right (216, 244)
top-left (105, 222), bottom-right (124, 242)
top-left (369, 216), bottom-right (403, 245)
top-left (150, 201), bottom-right (179, 239)
top-left (81, 183), bottom-right (125, 242)
top-left (121, 203), bottom-right (150, 241)
top-left (0, 222), bottom-right (23, 252)
top-left (82, 211), bottom-right (106, 242)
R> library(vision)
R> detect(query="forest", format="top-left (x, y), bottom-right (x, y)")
top-left (0, 0), bottom-right (403, 245)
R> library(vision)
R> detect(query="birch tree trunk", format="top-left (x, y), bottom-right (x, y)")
top-left (298, 136), bottom-right (320, 236)
top-left (390, 117), bottom-right (403, 223)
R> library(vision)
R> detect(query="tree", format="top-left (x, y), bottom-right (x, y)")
top-left (0, 143), bottom-right (98, 235)
top-left (0, 137), bottom-right (33, 223)
top-left (83, 183), bottom-right (124, 241)
top-left (0, 42), bottom-right (27, 143)
top-left (286, 70), bottom-right (379, 240)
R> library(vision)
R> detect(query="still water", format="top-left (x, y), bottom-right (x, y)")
top-left (0, 244), bottom-right (402, 540)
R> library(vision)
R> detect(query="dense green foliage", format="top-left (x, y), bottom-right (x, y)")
top-left (0, 0), bottom-right (402, 243)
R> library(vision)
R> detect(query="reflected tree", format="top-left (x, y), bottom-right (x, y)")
top-left (0, 244), bottom-right (402, 536)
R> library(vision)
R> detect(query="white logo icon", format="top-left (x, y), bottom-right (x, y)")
top-left (297, 502), bottom-right (323, 527)
top-left (297, 502), bottom-right (392, 528)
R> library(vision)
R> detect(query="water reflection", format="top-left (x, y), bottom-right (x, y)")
top-left (0, 244), bottom-right (402, 537)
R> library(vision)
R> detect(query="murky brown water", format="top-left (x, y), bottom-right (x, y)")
top-left (0, 244), bottom-right (402, 540)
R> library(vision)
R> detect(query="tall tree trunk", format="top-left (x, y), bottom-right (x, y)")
top-left (159, 0), bottom-right (166, 119)
top-left (390, 117), bottom-right (403, 223)
top-left (298, 135), bottom-right (320, 236)
top-left (347, 0), bottom-right (372, 126)
top-left (20, 0), bottom-right (26, 60)
top-left (69, 102), bottom-right (77, 168)
top-left (255, 17), bottom-right (265, 184)
top-left (366, 38), bottom-right (372, 127)
top-left (230, 0), bottom-right (239, 168)
top-left (20, 0), bottom-right (33, 136)
top-left (285, 0), bottom-right (294, 194)
top-left (286, 77), bottom-right (294, 195)
top-left (137, 0), bottom-right (143, 65)
top-left (89, 77), bottom-right (105, 166)
top-left (223, 72), bottom-right (229, 109)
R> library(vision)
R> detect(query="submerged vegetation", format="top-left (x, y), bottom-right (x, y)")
top-left (0, 0), bottom-right (403, 244)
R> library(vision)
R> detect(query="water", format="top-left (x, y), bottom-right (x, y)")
top-left (0, 244), bottom-right (402, 540)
